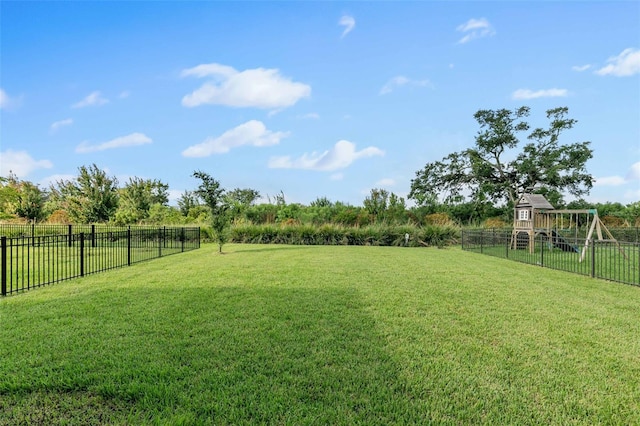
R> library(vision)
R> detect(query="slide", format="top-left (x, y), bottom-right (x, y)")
top-left (550, 230), bottom-right (579, 253)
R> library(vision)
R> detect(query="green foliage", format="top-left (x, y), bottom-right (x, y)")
top-left (144, 204), bottom-right (184, 225)
top-left (227, 188), bottom-right (260, 223)
top-left (192, 170), bottom-right (230, 252)
top-left (227, 188), bottom-right (260, 206)
top-left (49, 164), bottom-right (119, 223)
top-left (0, 174), bottom-right (47, 222)
top-left (0, 177), bottom-right (47, 222)
top-left (177, 190), bottom-right (199, 217)
top-left (114, 177), bottom-right (169, 225)
top-left (230, 223), bottom-right (459, 247)
top-left (14, 181), bottom-right (46, 222)
top-left (0, 175), bottom-right (20, 217)
top-left (410, 106), bottom-right (594, 207)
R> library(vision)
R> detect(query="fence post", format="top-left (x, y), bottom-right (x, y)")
top-left (505, 232), bottom-right (509, 258)
top-left (540, 234), bottom-right (544, 267)
top-left (68, 224), bottom-right (73, 247)
top-left (591, 239), bottom-right (596, 278)
top-left (80, 232), bottom-right (85, 277)
top-left (480, 231), bottom-right (483, 254)
top-left (158, 227), bottom-right (162, 258)
top-left (1, 237), bottom-right (7, 296)
top-left (181, 228), bottom-right (185, 252)
top-left (32, 223), bottom-right (35, 247)
top-left (91, 224), bottom-right (96, 248)
top-left (127, 229), bottom-right (131, 266)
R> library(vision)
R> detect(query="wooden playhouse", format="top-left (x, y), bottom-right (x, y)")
top-left (511, 193), bottom-right (621, 261)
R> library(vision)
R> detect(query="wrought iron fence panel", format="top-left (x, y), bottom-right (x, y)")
top-left (461, 229), bottom-right (639, 287)
top-left (1, 227), bottom-right (200, 296)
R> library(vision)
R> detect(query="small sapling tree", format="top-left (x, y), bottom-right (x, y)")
top-left (192, 170), bottom-right (230, 253)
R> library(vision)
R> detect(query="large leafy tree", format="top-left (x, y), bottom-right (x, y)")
top-left (409, 106), bottom-right (593, 207)
top-left (114, 177), bottom-right (169, 224)
top-left (50, 164), bottom-right (119, 223)
top-left (192, 170), bottom-right (230, 253)
top-left (226, 188), bottom-right (260, 223)
top-left (14, 180), bottom-right (47, 222)
top-left (0, 174), bottom-right (47, 221)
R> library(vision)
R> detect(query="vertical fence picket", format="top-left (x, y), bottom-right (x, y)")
top-left (461, 229), bottom-right (637, 287)
top-left (591, 240), bottom-right (596, 278)
top-left (1, 237), bottom-right (6, 296)
top-left (80, 233), bottom-right (85, 277)
top-left (0, 225), bottom-right (201, 296)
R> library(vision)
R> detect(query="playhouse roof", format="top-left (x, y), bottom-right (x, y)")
top-left (517, 193), bottom-right (555, 210)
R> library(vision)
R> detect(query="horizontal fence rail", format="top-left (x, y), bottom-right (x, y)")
top-left (0, 223), bottom-right (187, 238)
top-left (1, 227), bottom-right (200, 296)
top-left (461, 229), bottom-right (639, 287)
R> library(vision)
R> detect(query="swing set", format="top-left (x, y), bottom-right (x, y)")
top-left (511, 194), bottom-right (625, 262)
top-left (548, 209), bottom-right (624, 262)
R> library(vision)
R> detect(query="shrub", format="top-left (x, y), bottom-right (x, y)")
top-left (484, 217), bottom-right (508, 228)
top-left (424, 212), bottom-right (455, 226)
top-left (228, 223), bottom-right (460, 247)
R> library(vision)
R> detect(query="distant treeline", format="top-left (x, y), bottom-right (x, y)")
top-left (1, 165), bottom-right (638, 228)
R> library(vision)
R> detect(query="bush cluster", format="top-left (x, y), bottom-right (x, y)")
top-left (223, 223), bottom-right (460, 247)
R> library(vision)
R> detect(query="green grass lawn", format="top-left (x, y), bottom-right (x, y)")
top-left (1, 244), bottom-right (639, 425)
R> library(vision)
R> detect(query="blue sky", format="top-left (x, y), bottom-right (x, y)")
top-left (1, 1), bottom-right (639, 207)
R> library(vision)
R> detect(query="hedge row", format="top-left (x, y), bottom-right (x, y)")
top-left (222, 223), bottom-right (460, 247)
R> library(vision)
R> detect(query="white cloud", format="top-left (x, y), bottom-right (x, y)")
top-left (0, 88), bottom-right (22, 110)
top-left (181, 63), bottom-right (237, 79)
top-left (624, 189), bottom-right (640, 200)
top-left (72, 91), bottom-right (109, 108)
top-left (339, 15), bottom-right (355, 38)
top-left (181, 63), bottom-right (311, 109)
top-left (594, 176), bottom-right (626, 187)
top-left (76, 132), bottom-right (152, 153)
top-left (0, 88), bottom-right (11, 109)
top-left (572, 64), bottom-right (591, 72)
top-left (50, 118), bottom-right (73, 132)
top-left (380, 75), bottom-right (431, 95)
top-left (594, 162), bottom-right (640, 188)
top-left (39, 174), bottom-right (77, 188)
top-left (627, 161), bottom-right (640, 180)
top-left (167, 189), bottom-right (183, 205)
top-left (511, 88), bottom-right (568, 100)
top-left (0, 150), bottom-right (53, 178)
top-left (376, 178), bottom-right (396, 187)
top-left (298, 112), bottom-right (320, 120)
top-left (595, 48), bottom-right (640, 77)
top-left (456, 18), bottom-right (495, 44)
top-left (330, 173), bottom-right (344, 181)
top-left (182, 120), bottom-right (289, 158)
top-left (268, 140), bottom-right (384, 171)
top-left (119, 91), bottom-right (130, 99)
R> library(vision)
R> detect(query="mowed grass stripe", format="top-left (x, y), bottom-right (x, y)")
top-left (1, 244), bottom-right (638, 425)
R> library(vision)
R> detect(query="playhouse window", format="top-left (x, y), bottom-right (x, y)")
top-left (518, 210), bottom-right (529, 220)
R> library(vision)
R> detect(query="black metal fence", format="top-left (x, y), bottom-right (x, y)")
top-left (461, 229), bottom-right (639, 287)
top-left (1, 227), bottom-right (200, 296)
top-left (0, 223), bottom-right (181, 238)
